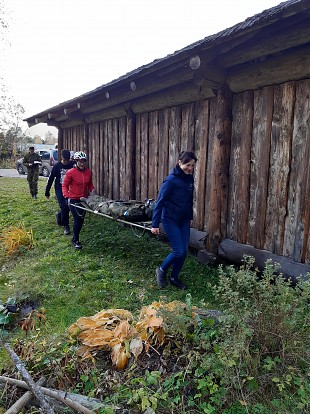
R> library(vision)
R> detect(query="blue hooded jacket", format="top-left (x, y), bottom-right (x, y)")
top-left (152, 164), bottom-right (194, 227)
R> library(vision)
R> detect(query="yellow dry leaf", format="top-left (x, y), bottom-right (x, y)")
top-left (76, 316), bottom-right (104, 331)
top-left (144, 341), bottom-right (150, 353)
top-left (144, 307), bottom-right (157, 316)
top-left (108, 338), bottom-right (122, 348)
top-left (149, 301), bottom-right (161, 309)
top-left (154, 327), bottom-right (166, 345)
top-left (138, 329), bottom-right (148, 341)
top-left (130, 338), bottom-right (143, 358)
top-left (76, 345), bottom-right (97, 359)
top-left (67, 322), bottom-right (81, 337)
top-left (90, 308), bottom-right (132, 322)
top-left (135, 319), bottom-right (149, 330)
top-left (111, 343), bottom-right (129, 370)
top-left (114, 320), bottom-right (132, 340)
top-left (163, 301), bottom-right (185, 311)
top-left (147, 315), bottom-right (163, 327)
top-left (78, 329), bottom-right (114, 346)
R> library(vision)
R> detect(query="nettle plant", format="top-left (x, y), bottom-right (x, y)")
top-left (210, 256), bottom-right (310, 413)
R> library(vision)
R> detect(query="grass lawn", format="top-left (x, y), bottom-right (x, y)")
top-left (0, 176), bottom-right (219, 335)
top-left (1, 177), bottom-right (309, 414)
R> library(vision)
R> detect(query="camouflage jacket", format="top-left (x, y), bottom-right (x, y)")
top-left (22, 152), bottom-right (42, 169)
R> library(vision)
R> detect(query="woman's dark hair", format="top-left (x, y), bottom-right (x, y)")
top-left (178, 151), bottom-right (197, 164)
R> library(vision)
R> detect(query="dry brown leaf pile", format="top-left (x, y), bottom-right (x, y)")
top-left (68, 301), bottom-right (195, 370)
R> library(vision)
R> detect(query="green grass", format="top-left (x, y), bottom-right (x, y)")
top-left (1, 177), bottom-right (309, 413)
top-left (0, 177), bottom-right (219, 335)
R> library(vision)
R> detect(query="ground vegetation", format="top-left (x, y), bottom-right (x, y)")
top-left (0, 178), bottom-right (309, 413)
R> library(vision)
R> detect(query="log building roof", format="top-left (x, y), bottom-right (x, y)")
top-left (24, 0), bottom-right (310, 128)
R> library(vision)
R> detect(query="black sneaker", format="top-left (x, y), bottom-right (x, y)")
top-left (156, 267), bottom-right (167, 288)
top-left (72, 240), bottom-right (82, 250)
top-left (63, 226), bottom-right (70, 235)
top-left (170, 277), bottom-right (187, 290)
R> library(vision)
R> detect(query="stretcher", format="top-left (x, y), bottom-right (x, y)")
top-left (73, 202), bottom-right (153, 237)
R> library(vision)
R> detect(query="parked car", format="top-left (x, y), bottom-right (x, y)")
top-left (16, 150), bottom-right (59, 177)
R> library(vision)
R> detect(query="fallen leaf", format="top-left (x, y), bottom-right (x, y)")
top-left (130, 338), bottom-right (143, 358)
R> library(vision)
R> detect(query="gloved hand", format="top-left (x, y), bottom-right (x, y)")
top-left (89, 189), bottom-right (97, 197)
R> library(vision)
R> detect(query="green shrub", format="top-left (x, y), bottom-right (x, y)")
top-left (210, 256), bottom-right (310, 412)
top-left (103, 258), bottom-right (309, 413)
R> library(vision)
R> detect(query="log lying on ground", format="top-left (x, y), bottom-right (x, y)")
top-left (218, 239), bottom-right (310, 283)
top-left (4, 377), bottom-right (46, 414)
top-left (3, 343), bottom-right (55, 414)
top-left (0, 376), bottom-right (101, 414)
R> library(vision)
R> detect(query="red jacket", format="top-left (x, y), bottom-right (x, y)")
top-left (62, 166), bottom-right (95, 200)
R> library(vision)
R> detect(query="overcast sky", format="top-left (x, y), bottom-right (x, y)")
top-left (2, 0), bottom-right (284, 136)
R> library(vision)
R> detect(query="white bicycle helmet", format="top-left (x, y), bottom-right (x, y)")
top-left (74, 151), bottom-right (87, 160)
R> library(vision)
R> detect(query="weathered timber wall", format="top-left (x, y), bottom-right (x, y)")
top-left (227, 79), bottom-right (310, 263)
top-left (61, 78), bottom-right (310, 264)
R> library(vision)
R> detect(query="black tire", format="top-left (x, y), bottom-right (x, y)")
top-left (17, 164), bottom-right (25, 175)
top-left (41, 166), bottom-right (50, 177)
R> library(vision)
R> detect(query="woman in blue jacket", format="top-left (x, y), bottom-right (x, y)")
top-left (151, 151), bottom-right (197, 289)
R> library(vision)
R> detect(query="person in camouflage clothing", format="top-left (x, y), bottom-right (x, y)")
top-left (22, 146), bottom-right (42, 199)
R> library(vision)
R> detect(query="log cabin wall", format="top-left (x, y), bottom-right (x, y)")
top-left (61, 77), bottom-right (309, 265)
top-left (227, 79), bottom-right (310, 264)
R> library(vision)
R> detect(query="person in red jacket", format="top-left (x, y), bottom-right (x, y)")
top-left (62, 151), bottom-right (96, 249)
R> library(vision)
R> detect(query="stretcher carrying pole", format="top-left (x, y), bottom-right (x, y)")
top-left (73, 202), bottom-right (153, 235)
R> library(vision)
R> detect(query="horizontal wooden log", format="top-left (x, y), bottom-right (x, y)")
top-left (0, 376), bottom-right (99, 413)
top-left (77, 66), bottom-right (194, 115)
top-left (196, 249), bottom-right (219, 265)
top-left (84, 104), bottom-right (128, 124)
top-left (131, 82), bottom-right (215, 114)
top-left (218, 18), bottom-right (310, 68)
top-left (189, 228), bottom-right (208, 250)
top-left (228, 45), bottom-right (310, 92)
top-left (4, 377), bottom-right (45, 414)
top-left (218, 239), bottom-right (310, 283)
top-left (192, 62), bottom-right (227, 87)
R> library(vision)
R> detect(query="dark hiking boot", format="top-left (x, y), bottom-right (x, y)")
top-left (64, 226), bottom-right (70, 235)
top-left (170, 277), bottom-right (187, 290)
top-left (156, 267), bottom-right (167, 288)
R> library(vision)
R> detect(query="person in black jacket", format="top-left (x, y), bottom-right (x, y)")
top-left (151, 151), bottom-right (197, 290)
top-left (45, 149), bottom-right (74, 235)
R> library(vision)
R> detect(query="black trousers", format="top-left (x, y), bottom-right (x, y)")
top-left (55, 188), bottom-right (70, 227)
top-left (69, 200), bottom-right (86, 242)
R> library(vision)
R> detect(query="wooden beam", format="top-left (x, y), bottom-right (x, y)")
top-left (67, 110), bottom-right (84, 121)
top-left (131, 82), bottom-right (216, 114)
top-left (78, 67), bottom-right (195, 114)
top-left (192, 62), bottom-right (227, 87)
top-left (227, 45), bottom-right (310, 92)
top-left (64, 103), bottom-right (81, 115)
top-left (46, 120), bottom-right (59, 127)
top-left (84, 105), bottom-right (127, 123)
top-left (34, 116), bottom-right (48, 124)
top-left (218, 17), bottom-right (310, 68)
